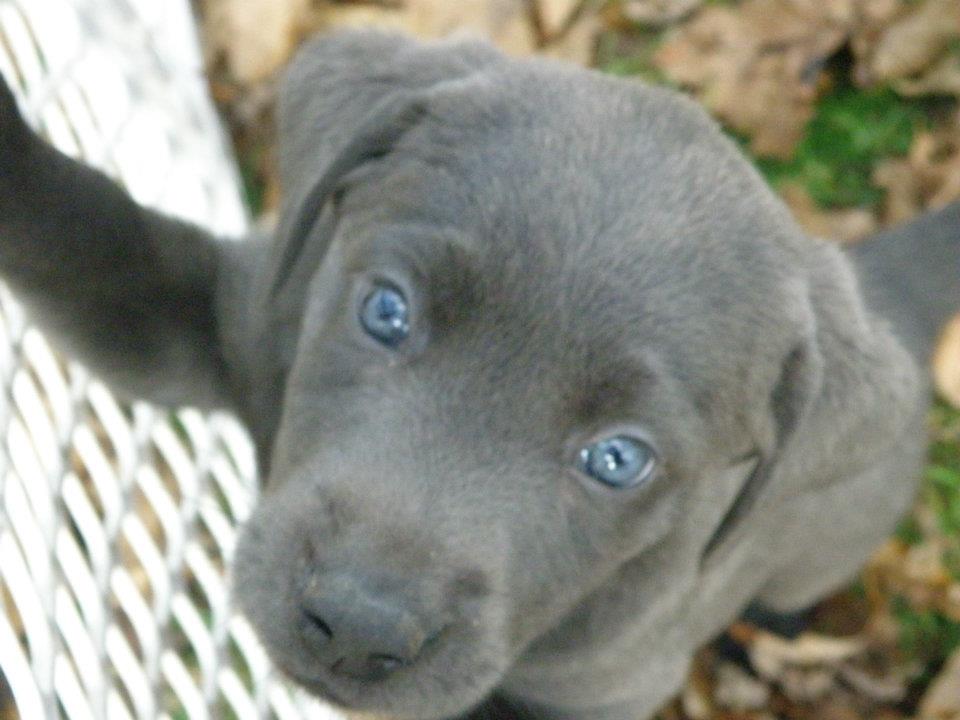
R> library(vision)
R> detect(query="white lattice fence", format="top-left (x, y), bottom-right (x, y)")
top-left (0, 1), bottom-right (343, 718)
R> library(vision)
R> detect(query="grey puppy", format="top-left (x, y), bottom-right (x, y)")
top-left (0, 31), bottom-right (957, 720)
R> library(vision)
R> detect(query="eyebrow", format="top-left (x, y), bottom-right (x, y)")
top-left (569, 354), bottom-right (659, 424)
top-left (344, 223), bottom-right (476, 276)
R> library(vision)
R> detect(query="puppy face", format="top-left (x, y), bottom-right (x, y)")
top-left (233, 34), bottom-right (818, 719)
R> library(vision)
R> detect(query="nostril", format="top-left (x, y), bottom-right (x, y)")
top-left (368, 653), bottom-right (407, 674)
top-left (331, 653), bottom-right (409, 681)
top-left (301, 606), bottom-right (334, 640)
top-left (298, 570), bottom-right (436, 679)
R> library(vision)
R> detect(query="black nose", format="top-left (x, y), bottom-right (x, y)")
top-left (300, 572), bottom-right (430, 681)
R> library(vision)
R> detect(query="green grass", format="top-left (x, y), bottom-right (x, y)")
top-left (754, 83), bottom-right (926, 208)
top-left (238, 143), bottom-right (269, 217)
top-left (895, 514), bottom-right (924, 546)
top-left (893, 596), bottom-right (960, 681)
top-left (596, 31), bottom-right (931, 211)
top-left (926, 403), bottom-right (960, 538)
top-left (892, 405), bottom-right (960, 683)
top-left (896, 403), bottom-right (960, 553)
top-left (596, 28), bottom-right (670, 83)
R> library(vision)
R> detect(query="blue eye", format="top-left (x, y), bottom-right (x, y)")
top-left (579, 436), bottom-right (656, 489)
top-left (360, 284), bottom-right (410, 347)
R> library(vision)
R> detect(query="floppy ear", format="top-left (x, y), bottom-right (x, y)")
top-left (702, 311), bottom-right (823, 564)
top-left (0, 73), bottom-right (247, 410)
top-left (265, 31), bottom-right (500, 299)
top-left (276, 31), bottom-right (499, 201)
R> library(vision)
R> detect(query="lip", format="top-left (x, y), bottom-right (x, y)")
top-left (275, 621), bottom-right (456, 709)
top-left (277, 663), bottom-right (353, 708)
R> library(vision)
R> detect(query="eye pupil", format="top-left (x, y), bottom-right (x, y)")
top-left (579, 436), bottom-right (655, 489)
top-left (361, 284), bottom-right (410, 347)
top-left (603, 446), bottom-right (625, 471)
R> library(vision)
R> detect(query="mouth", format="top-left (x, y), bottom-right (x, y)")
top-left (277, 664), bottom-right (353, 708)
top-left (274, 622), bottom-right (453, 710)
top-left (270, 619), bottom-right (512, 720)
top-left (232, 520), bottom-right (508, 717)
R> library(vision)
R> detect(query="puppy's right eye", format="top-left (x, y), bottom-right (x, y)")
top-left (360, 283), bottom-right (410, 347)
top-left (578, 436), bottom-right (656, 489)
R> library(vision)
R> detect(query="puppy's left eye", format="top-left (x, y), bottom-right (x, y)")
top-left (360, 283), bottom-right (410, 347)
top-left (578, 436), bottom-right (656, 489)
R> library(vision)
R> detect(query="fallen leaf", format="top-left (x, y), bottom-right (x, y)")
top-left (836, 663), bottom-right (907, 704)
top-left (725, 622), bottom-right (871, 705)
top-left (713, 661), bottom-right (771, 711)
top-left (203, 0), bottom-right (311, 84)
top-left (866, 537), bottom-right (960, 622)
top-left (748, 631), bottom-right (866, 674)
top-left (618, 0), bottom-right (704, 27)
top-left (680, 680), bottom-right (713, 720)
top-left (654, 0), bottom-right (960, 159)
top-left (814, 698), bottom-right (869, 720)
top-left (873, 159), bottom-right (925, 226)
top-left (874, 113), bottom-right (960, 225)
top-left (400, 0), bottom-right (535, 56)
top-left (893, 49), bottom-right (960, 98)
top-left (868, 0), bottom-right (960, 83)
top-left (654, 0), bottom-right (854, 158)
top-left (780, 183), bottom-right (877, 242)
top-left (846, 0), bottom-right (906, 84)
top-left (778, 665), bottom-right (837, 702)
top-left (400, 0), bottom-right (599, 64)
top-left (934, 314), bottom-right (960, 409)
top-left (918, 644), bottom-right (960, 718)
top-left (204, 0), bottom-right (603, 85)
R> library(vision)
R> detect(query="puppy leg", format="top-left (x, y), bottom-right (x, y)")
top-left (0, 73), bottom-right (243, 408)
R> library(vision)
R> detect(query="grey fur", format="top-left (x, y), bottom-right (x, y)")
top-left (0, 31), bottom-right (955, 720)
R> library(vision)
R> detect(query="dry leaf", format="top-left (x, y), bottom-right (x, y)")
top-left (725, 622), bottom-right (869, 705)
top-left (713, 661), bottom-right (771, 711)
top-left (866, 538), bottom-right (960, 622)
top-left (918, 645), bottom-right (960, 719)
top-left (934, 313), bottom-right (960, 408)
top-left (873, 159), bottom-right (925, 226)
top-left (847, 0), bottom-right (907, 85)
top-left (359, 0), bottom-right (598, 64)
top-left (836, 664), bottom-right (907, 704)
top-left (778, 666), bottom-right (837, 702)
top-left (654, 0), bottom-right (854, 158)
top-left (204, 0), bottom-right (311, 83)
top-left (814, 698), bottom-right (870, 720)
top-left (680, 682), bottom-right (712, 720)
top-left (780, 183), bottom-right (877, 243)
top-left (204, 0), bottom-right (602, 86)
top-left (618, 0), bottom-right (704, 27)
top-left (654, 0), bottom-right (960, 158)
top-left (400, 0), bottom-right (535, 55)
top-left (869, 0), bottom-right (960, 83)
top-left (894, 50), bottom-right (960, 97)
top-left (874, 114), bottom-right (960, 225)
top-left (747, 631), bottom-right (866, 675)
top-left (304, 4), bottom-right (408, 36)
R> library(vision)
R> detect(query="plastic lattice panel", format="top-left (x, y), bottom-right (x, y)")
top-left (0, 1), bottom-right (343, 718)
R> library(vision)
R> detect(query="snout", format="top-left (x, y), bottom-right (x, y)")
top-left (233, 473), bottom-right (513, 717)
top-left (299, 570), bottom-right (441, 681)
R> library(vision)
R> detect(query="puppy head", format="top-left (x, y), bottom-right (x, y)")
top-left (233, 31), bottom-right (823, 718)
